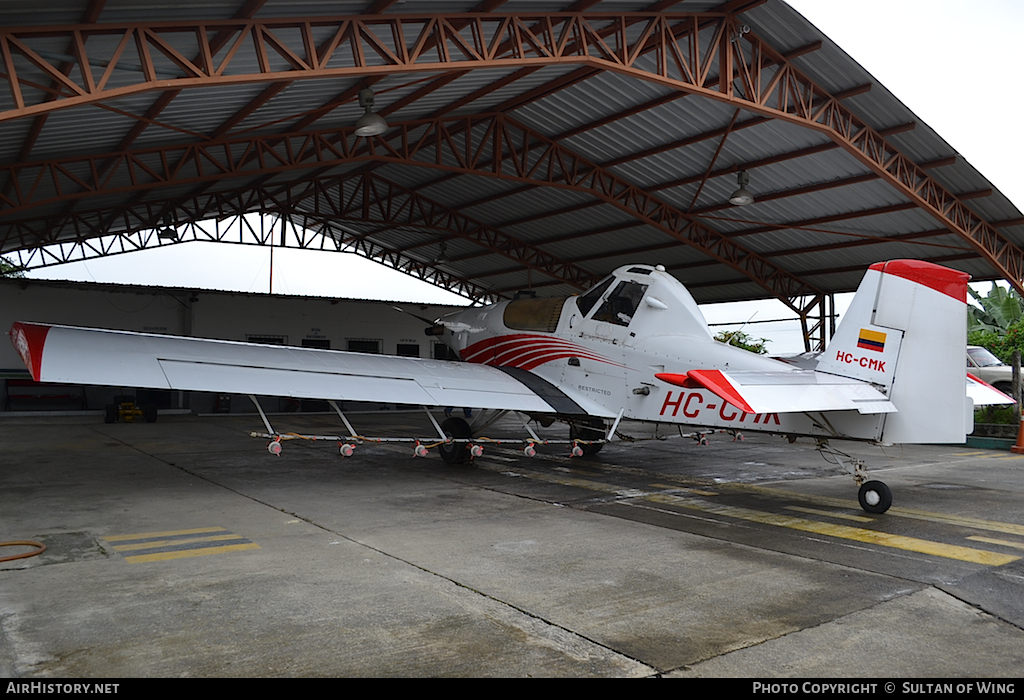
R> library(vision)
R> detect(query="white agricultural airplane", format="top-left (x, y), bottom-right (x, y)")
top-left (9, 259), bottom-right (1011, 514)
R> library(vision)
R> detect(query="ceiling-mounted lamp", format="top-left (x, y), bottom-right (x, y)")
top-left (157, 212), bottom-right (178, 241)
top-left (729, 170), bottom-right (755, 206)
top-left (354, 88), bottom-right (388, 137)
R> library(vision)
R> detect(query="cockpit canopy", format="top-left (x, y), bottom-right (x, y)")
top-left (574, 264), bottom-right (713, 339)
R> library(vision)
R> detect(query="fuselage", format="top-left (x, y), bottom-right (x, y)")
top-left (437, 264), bottom-right (864, 437)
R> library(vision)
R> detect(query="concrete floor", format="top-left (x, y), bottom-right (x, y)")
top-left (2, 411), bottom-right (1024, 677)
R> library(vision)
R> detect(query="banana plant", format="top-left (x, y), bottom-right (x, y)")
top-left (968, 283), bottom-right (1023, 334)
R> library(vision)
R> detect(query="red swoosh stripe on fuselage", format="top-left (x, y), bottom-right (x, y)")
top-left (460, 334), bottom-right (625, 371)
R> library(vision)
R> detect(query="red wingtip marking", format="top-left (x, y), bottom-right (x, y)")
top-left (10, 322), bottom-right (50, 381)
top-left (868, 260), bottom-right (969, 303)
top-left (685, 369), bottom-right (756, 414)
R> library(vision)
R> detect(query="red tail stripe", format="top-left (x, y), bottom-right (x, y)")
top-left (868, 259), bottom-right (969, 303)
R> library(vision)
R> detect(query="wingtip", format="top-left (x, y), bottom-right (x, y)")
top-left (10, 322), bottom-right (50, 381)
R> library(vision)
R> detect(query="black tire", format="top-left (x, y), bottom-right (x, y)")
top-left (104, 404), bottom-right (117, 424)
top-left (570, 418), bottom-right (606, 457)
top-left (994, 382), bottom-right (1014, 398)
top-left (438, 417), bottom-right (472, 464)
top-left (143, 403), bottom-right (158, 423)
top-left (858, 480), bottom-right (892, 514)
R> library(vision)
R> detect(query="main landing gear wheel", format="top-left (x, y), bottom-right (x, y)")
top-left (569, 418), bottom-right (605, 457)
top-left (858, 480), bottom-right (892, 514)
top-left (438, 417), bottom-right (472, 465)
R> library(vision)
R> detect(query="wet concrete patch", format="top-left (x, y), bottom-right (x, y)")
top-left (0, 532), bottom-right (107, 571)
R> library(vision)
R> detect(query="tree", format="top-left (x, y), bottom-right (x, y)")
top-left (968, 283), bottom-right (1022, 335)
top-left (0, 256), bottom-right (24, 278)
top-left (714, 329), bottom-right (769, 354)
top-left (967, 283), bottom-right (1024, 363)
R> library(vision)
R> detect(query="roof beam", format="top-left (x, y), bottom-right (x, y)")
top-left (0, 112), bottom-right (823, 312)
top-left (1, 10), bottom-right (1018, 294)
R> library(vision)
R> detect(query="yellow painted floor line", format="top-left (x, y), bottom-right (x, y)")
top-left (102, 526), bottom-right (228, 542)
top-left (111, 534), bottom-right (246, 552)
top-left (967, 535), bottom-right (1024, 551)
top-left (785, 505), bottom-right (875, 523)
top-left (124, 543), bottom-right (261, 564)
top-left (650, 483), bottom-right (718, 496)
top-left (642, 493), bottom-right (1018, 566)
top-left (485, 464), bottom-right (642, 497)
top-left (952, 451), bottom-right (991, 456)
top-left (481, 461), bottom-right (1019, 566)
top-left (732, 483), bottom-right (1024, 537)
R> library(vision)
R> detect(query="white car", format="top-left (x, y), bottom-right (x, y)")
top-left (967, 345), bottom-right (1014, 396)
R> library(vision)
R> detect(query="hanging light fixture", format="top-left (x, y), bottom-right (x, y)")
top-left (157, 212), bottom-right (178, 240)
top-left (729, 170), bottom-right (755, 206)
top-left (354, 88), bottom-right (388, 137)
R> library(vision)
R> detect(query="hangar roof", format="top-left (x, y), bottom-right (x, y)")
top-left (1, 0), bottom-right (1021, 348)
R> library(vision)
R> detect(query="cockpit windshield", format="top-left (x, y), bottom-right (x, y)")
top-left (592, 280), bottom-right (648, 326)
top-left (575, 276), bottom-right (614, 316)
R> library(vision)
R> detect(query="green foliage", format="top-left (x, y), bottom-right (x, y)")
top-left (969, 319), bottom-right (1024, 364)
top-left (0, 256), bottom-right (24, 278)
top-left (714, 329), bottom-right (769, 354)
top-left (975, 404), bottom-right (1018, 425)
top-left (968, 283), bottom-right (1023, 334)
top-left (967, 283), bottom-right (1024, 364)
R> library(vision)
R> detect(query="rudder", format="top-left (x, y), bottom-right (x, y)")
top-left (815, 260), bottom-right (970, 443)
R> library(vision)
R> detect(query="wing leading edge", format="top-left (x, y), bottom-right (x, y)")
top-left (10, 322), bottom-right (614, 417)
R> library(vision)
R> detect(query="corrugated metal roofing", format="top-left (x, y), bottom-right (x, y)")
top-left (1, 0), bottom-right (1022, 315)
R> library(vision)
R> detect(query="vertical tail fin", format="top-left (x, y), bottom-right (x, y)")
top-left (815, 260), bottom-right (970, 443)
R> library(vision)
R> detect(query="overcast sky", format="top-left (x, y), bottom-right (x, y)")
top-left (23, 0), bottom-right (1023, 352)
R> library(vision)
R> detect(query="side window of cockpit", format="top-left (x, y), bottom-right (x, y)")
top-left (575, 276), bottom-right (614, 316)
top-left (592, 281), bottom-right (648, 326)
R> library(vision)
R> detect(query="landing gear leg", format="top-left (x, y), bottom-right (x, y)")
top-left (816, 440), bottom-right (892, 514)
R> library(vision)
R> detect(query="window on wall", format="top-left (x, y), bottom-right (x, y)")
top-left (434, 343), bottom-right (460, 361)
top-left (302, 338), bottom-right (330, 349)
top-left (396, 344), bottom-right (420, 357)
top-left (247, 335), bottom-right (286, 345)
top-left (347, 339), bottom-right (381, 354)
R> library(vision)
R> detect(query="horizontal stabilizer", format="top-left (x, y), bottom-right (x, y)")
top-left (967, 373), bottom-right (1015, 406)
top-left (656, 369), bottom-right (896, 415)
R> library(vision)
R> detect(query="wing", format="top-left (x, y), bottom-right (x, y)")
top-left (655, 369), bottom-right (897, 415)
top-left (10, 322), bottom-right (613, 416)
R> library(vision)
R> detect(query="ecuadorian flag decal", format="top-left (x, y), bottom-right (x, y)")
top-left (857, 328), bottom-right (886, 352)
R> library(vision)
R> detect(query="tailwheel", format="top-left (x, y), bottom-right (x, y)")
top-left (569, 418), bottom-right (606, 457)
top-left (438, 417), bottom-right (473, 464)
top-left (858, 480), bottom-right (892, 514)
